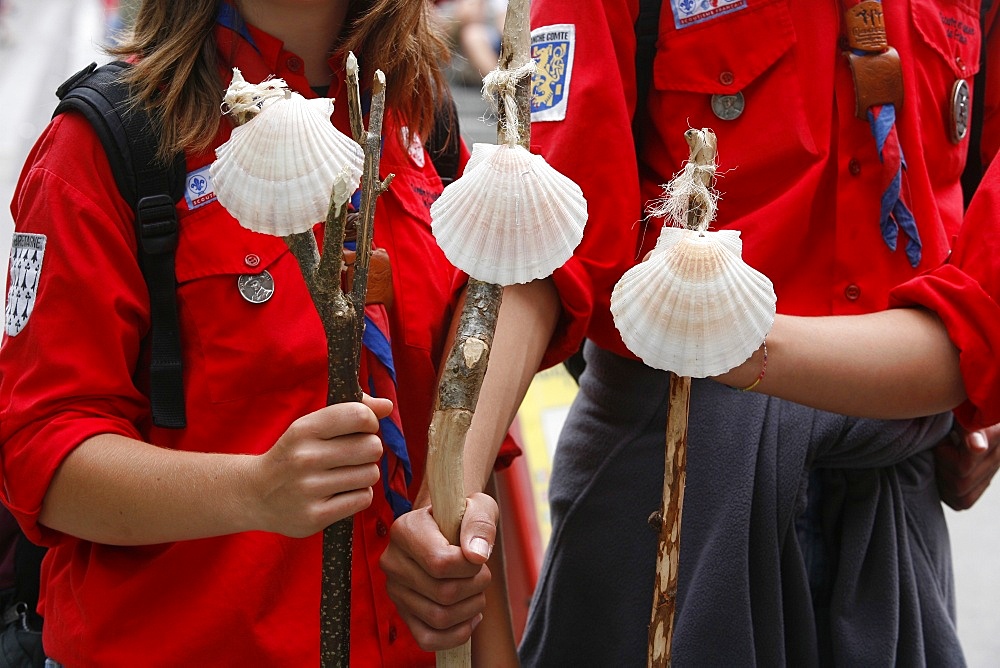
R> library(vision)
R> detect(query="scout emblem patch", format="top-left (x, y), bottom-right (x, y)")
top-left (185, 165), bottom-right (218, 210)
top-left (669, 0), bottom-right (747, 29)
top-left (530, 24), bottom-right (576, 122)
top-left (5, 233), bottom-right (46, 337)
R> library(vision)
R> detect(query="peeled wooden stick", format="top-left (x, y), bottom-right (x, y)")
top-left (647, 130), bottom-right (718, 668)
top-left (427, 0), bottom-right (531, 666)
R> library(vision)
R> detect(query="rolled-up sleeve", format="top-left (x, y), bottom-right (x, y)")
top-left (890, 156), bottom-right (1000, 430)
top-left (1, 114), bottom-right (148, 544)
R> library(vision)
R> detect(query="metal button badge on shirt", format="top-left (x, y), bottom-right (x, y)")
top-left (238, 270), bottom-right (275, 304)
top-left (950, 78), bottom-right (970, 144)
top-left (711, 91), bottom-right (745, 120)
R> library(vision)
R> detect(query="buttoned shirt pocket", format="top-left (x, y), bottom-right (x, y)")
top-left (910, 0), bottom-right (982, 183)
top-left (173, 203), bottom-right (328, 404)
top-left (644, 0), bottom-right (818, 231)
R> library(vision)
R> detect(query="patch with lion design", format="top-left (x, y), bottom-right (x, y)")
top-left (530, 24), bottom-right (575, 122)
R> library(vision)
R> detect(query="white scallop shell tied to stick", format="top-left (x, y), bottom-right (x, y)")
top-left (612, 226), bottom-right (776, 377)
top-left (429, 142), bottom-right (588, 285)
top-left (211, 69), bottom-right (365, 237)
top-left (611, 128), bottom-right (776, 378)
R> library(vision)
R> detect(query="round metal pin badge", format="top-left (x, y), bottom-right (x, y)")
top-left (237, 270), bottom-right (275, 304)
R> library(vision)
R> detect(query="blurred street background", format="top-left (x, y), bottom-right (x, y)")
top-left (0, 0), bottom-right (998, 664)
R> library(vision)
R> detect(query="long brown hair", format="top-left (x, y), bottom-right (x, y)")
top-left (111, 0), bottom-right (450, 161)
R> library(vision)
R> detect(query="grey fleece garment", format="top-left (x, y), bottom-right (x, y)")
top-left (519, 342), bottom-right (959, 667)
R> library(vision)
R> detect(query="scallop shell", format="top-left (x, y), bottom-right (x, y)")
top-left (211, 92), bottom-right (364, 236)
top-left (610, 227), bottom-right (776, 377)
top-left (430, 143), bottom-right (587, 285)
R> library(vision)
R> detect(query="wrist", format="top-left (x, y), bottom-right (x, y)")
top-left (737, 340), bottom-right (768, 392)
top-left (714, 339), bottom-right (767, 391)
top-left (233, 453), bottom-right (272, 533)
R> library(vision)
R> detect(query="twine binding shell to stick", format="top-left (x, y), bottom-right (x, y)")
top-left (610, 128), bottom-right (776, 377)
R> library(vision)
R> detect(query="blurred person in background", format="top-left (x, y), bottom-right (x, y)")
top-left (435, 0), bottom-right (507, 84)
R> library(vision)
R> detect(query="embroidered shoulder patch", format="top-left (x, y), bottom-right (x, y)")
top-left (185, 165), bottom-right (217, 210)
top-left (669, 0), bottom-right (747, 29)
top-left (531, 24), bottom-right (576, 122)
top-left (5, 233), bottom-right (46, 337)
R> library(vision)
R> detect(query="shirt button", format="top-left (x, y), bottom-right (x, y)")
top-left (848, 159), bottom-right (862, 176)
top-left (844, 284), bottom-right (861, 301)
top-left (244, 254), bottom-right (261, 267)
top-left (287, 56), bottom-right (303, 72)
top-left (375, 519), bottom-right (388, 537)
top-left (719, 71), bottom-right (735, 86)
top-left (388, 625), bottom-right (397, 644)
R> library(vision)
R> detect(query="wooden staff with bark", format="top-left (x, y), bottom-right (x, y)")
top-left (317, 57), bottom-right (394, 668)
top-left (426, 0), bottom-right (533, 666)
top-left (647, 131), bottom-right (718, 667)
top-left (612, 123), bottom-right (773, 664)
top-left (272, 61), bottom-right (393, 668)
top-left (211, 55), bottom-right (393, 668)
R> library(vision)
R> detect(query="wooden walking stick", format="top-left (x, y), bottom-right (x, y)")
top-left (648, 372), bottom-right (691, 667)
top-left (647, 130), bottom-right (716, 667)
top-left (209, 57), bottom-right (394, 667)
top-left (610, 129), bottom-right (776, 667)
top-left (425, 0), bottom-right (586, 665)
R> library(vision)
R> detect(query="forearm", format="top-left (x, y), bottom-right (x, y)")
top-left (715, 309), bottom-right (966, 418)
top-left (471, 488), bottom-right (519, 667)
top-left (462, 278), bottom-right (561, 496)
top-left (39, 433), bottom-right (258, 545)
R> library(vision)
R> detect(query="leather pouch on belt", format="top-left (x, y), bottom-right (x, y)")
top-left (845, 47), bottom-right (904, 118)
top-left (343, 248), bottom-right (394, 309)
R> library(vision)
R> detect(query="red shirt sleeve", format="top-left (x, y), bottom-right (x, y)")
top-left (530, 0), bottom-right (642, 360)
top-left (446, 138), bottom-right (594, 371)
top-left (0, 113), bottom-right (149, 544)
top-left (890, 157), bottom-right (1000, 430)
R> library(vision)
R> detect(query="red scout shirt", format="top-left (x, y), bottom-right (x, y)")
top-left (0, 16), bottom-right (588, 666)
top-left (530, 0), bottom-right (996, 359)
top-left (891, 154), bottom-right (1000, 431)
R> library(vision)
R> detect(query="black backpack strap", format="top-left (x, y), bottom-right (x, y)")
top-left (632, 0), bottom-right (662, 153)
top-left (55, 61), bottom-right (187, 428)
top-left (962, 0), bottom-right (994, 206)
top-left (426, 90), bottom-right (462, 185)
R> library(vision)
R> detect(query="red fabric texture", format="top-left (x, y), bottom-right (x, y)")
top-left (891, 158), bottom-right (1000, 430)
top-left (530, 0), bottom-right (989, 359)
top-left (0, 17), bottom-right (568, 665)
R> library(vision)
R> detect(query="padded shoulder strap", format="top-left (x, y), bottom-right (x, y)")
top-left (633, 0), bottom-right (662, 151)
top-left (54, 61), bottom-right (188, 428)
top-left (426, 91), bottom-right (462, 185)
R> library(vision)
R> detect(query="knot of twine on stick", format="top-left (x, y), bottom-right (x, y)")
top-left (646, 160), bottom-right (720, 232)
top-left (221, 68), bottom-right (291, 125)
top-left (482, 60), bottom-right (537, 145)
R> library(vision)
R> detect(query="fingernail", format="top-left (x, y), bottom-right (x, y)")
top-left (471, 614), bottom-right (483, 631)
top-left (469, 536), bottom-right (493, 559)
top-left (971, 431), bottom-right (989, 451)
